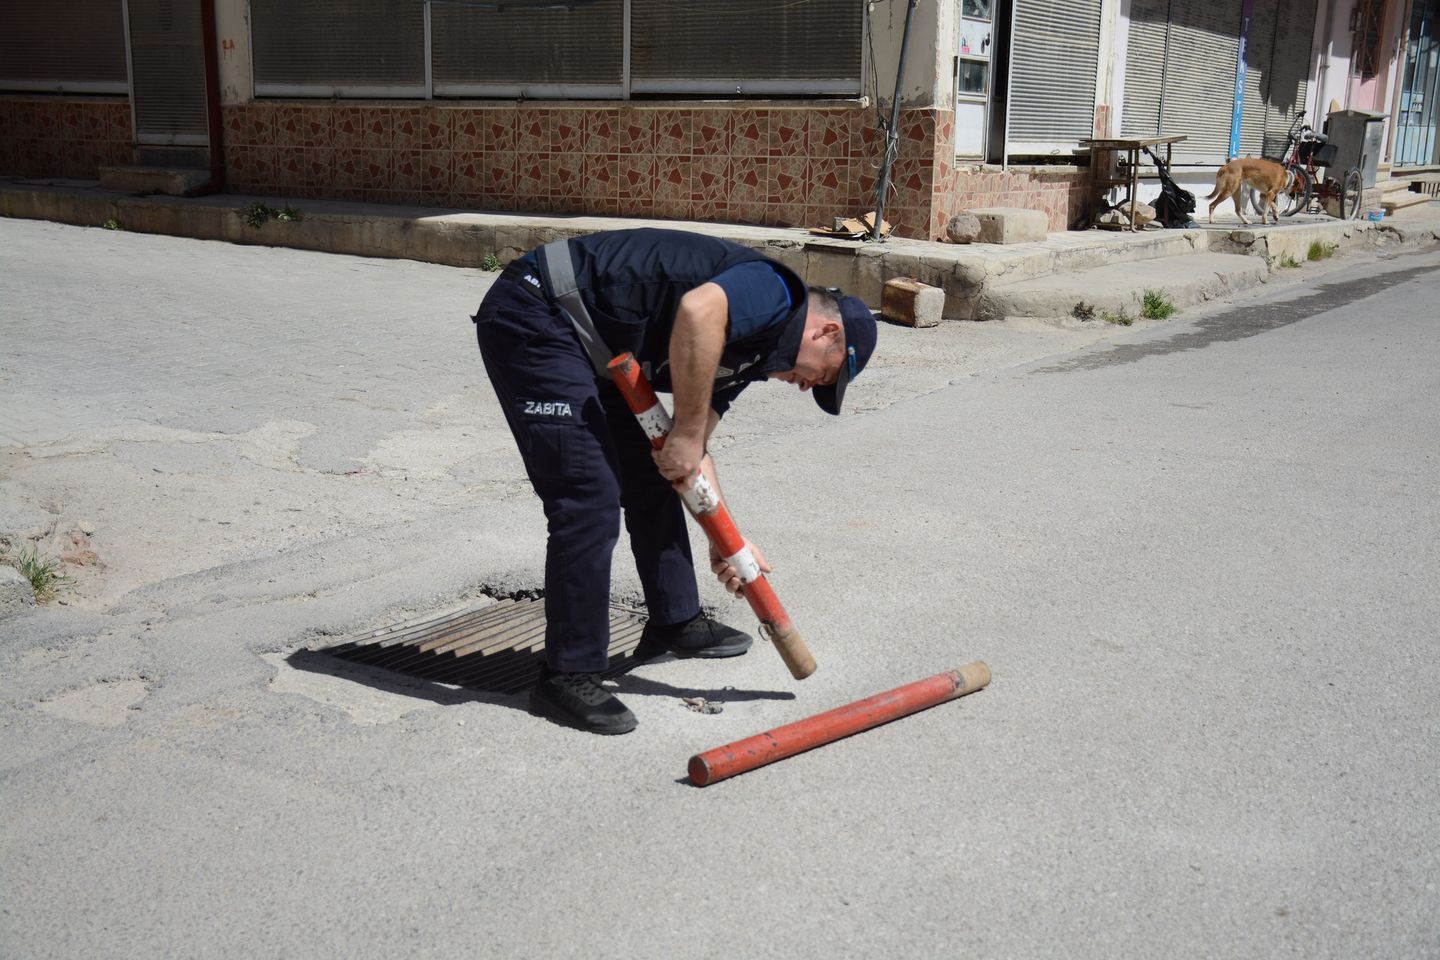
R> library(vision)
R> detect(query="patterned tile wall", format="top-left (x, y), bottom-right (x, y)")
top-left (227, 102), bottom-right (903, 231)
top-left (0, 98), bottom-right (134, 179)
top-left (0, 97), bottom-right (1088, 238)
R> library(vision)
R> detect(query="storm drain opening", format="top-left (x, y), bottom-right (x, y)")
top-left (319, 597), bottom-right (649, 695)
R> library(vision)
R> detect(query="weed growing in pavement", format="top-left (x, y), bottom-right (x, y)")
top-left (1071, 301), bottom-right (1096, 321)
top-left (480, 253), bottom-right (504, 272)
top-left (1102, 307), bottom-right (1135, 326)
top-left (2, 543), bottom-right (71, 603)
top-left (242, 202), bottom-right (302, 228)
top-left (1279, 253), bottom-right (1302, 268)
top-left (1139, 289), bottom-right (1177, 320)
top-left (102, 219), bottom-right (122, 230)
top-left (1307, 240), bottom-right (1337, 261)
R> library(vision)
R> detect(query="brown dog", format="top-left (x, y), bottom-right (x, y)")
top-left (1206, 157), bottom-right (1294, 225)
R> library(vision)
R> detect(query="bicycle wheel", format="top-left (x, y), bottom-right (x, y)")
top-left (1280, 167), bottom-right (1313, 217)
top-left (1338, 167), bottom-right (1364, 220)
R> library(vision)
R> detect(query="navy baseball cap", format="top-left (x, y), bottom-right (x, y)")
top-left (813, 294), bottom-right (877, 415)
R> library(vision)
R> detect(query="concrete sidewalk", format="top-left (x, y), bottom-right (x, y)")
top-left (6, 175), bottom-right (1440, 320)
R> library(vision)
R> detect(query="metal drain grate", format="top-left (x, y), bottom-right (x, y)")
top-left (322, 598), bottom-right (648, 694)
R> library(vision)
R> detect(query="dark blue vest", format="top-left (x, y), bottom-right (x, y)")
top-left (535, 229), bottom-right (808, 397)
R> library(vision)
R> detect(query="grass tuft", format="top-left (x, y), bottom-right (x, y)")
top-left (1101, 307), bottom-right (1135, 326)
top-left (2, 543), bottom-right (72, 603)
top-left (1279, 253), bottom-right (1302, 269)
top-left (1307, 240), bottom-right (1337, 261)
top-left (480, 253), bottom-right (504, 272)
top-left (242, 202), bottom-right (302, 228)
top-left (1139, 289), bottom-right (1177, 320)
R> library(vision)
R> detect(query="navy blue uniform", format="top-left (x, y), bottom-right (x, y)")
top-left (473, 229), bottom-right (808, 673)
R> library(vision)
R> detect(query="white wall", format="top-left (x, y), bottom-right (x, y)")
top-left (1311, 0), bottom-right (1357, 121)
top-left (215, 0), bottom-right (250, 105)
top-left (866, 0), bottom-right (946, 108)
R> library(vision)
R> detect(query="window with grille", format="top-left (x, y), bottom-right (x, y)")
top-left (250, 0), bottom-right (426, 98)
top-left (629, 0), bottom-right (862, 96)
top-left (247, 0), bottom-right (862, 100)
top-left (0, 0), bottom-right (128, 94)
top-left (430, 0), bottom-right (623, 98)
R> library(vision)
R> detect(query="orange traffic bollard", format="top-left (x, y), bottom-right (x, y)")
top-left (688, 662), bottom-right (991, 786)
top-left (607, 352), bottom-right (816, 680)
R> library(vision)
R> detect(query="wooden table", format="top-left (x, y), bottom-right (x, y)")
top-left (1079, 135), bottom-right (1188, 231)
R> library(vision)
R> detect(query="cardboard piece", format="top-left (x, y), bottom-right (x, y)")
top-left (808, 211), bottom-right (893, 239)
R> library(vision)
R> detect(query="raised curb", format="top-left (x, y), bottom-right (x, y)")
top-left (979, 252), bottom-right (1270, 321)
top-left (4, 178), bottom-right (1437, 322)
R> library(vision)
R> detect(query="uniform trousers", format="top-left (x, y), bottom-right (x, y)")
top-left (473, 270), bottom-right (700, 673)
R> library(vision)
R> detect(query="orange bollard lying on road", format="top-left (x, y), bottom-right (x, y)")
top-left (607, 352), bottom-right (816, 681)
top-left (688, 662), bottom-right (991, 786)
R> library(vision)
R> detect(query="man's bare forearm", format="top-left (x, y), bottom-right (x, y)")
top-left (668, 284), bottom-right (728, 442)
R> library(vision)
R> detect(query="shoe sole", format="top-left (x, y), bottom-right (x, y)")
top-left (528, 693), bottom-right (638, 735)
top-left (633, 637), bottom-right (753, 661)
top-left (672, 638), bottom-right (752, 658)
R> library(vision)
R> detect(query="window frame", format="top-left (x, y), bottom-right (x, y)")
top-left (247, 0), bottom-right (864, 101)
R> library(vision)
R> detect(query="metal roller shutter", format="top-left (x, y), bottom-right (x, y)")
top-left (127, 0), bottom-right (209, 144)
top-left (1123, 0), bottom-right (1243, 165)
top-left (431, 0), bottom-right (622, 98)
top-left (630, 0), bottom-right (862, 95)
top-left (1121, 0), bottom-right (1171, 140)
top-left (251, 0), bottom-right (425, 98)
top-left (0, 0), bottom-right (128, 93)
top-left (1237, 0), bottom-right (1315, 159)
top-left (1007, 0), bottom-right (1101, 154)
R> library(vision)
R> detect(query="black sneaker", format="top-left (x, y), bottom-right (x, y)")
top-left (635, 614), bottom-right (753, 661)
top-left (529, 668), bottom-right (637, 735)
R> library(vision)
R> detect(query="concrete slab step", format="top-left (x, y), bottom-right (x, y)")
top-left (1383, 189), bottom-right (1433, 214)
top-left (977, 252), bottom-right (1268, 321)
top-left (98, 165), bottom-right (210, 196)
top-left (984, 228), bottom-right (1208, 288)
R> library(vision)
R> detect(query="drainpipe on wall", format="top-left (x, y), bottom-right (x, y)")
top-left (870, 0), bottom-right (918, 241)
top-left (1314, 0), bottom-right (1337, 126)
top-left (189, 0), bottom-right (226, 197)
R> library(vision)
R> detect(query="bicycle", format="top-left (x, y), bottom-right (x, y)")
top-left (1250, 113), bottom-right (1366, 221)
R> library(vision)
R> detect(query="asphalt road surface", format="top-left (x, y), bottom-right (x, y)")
top-left (2, 219), bottom-right (1437, 959)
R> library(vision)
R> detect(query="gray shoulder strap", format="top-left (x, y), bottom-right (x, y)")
top-left (541, 240), bottom-right (612, 378)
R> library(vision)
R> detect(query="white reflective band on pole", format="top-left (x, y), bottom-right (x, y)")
top-left (724, 546), bottom-right (762, 584)
top-left (635, 403), bottom-right (672, 442)
top-left (679, 472), bottom-right (721, 515)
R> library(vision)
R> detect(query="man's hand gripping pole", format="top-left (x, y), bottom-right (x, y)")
top-left (608, 353), bottom-right (817, 680)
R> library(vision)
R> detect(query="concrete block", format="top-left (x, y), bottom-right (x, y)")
top-left (881, 277), bottom-right (944, 327)
top-left (99, 165), bottom-right (210, 196)
top-left (969, 207), bottom-right (1048, 244)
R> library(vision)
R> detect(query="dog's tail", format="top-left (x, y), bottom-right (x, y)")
top-left (1204, 162), bottom-right (1231, 200)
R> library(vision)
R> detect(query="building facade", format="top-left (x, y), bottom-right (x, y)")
top-left (1, 1), bottom-right (1434, 243)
